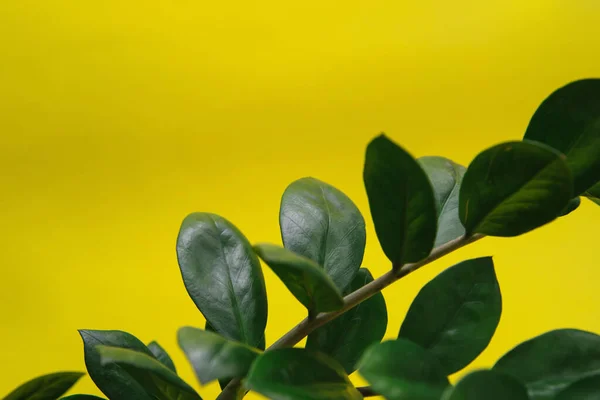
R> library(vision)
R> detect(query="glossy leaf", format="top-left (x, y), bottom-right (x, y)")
top-left (418, 156), bottom-right (467, 247)
top-left (363, 134), bottom-right (438, 266)
top-left (280, 177), bottom-right (366, 291)
top-left (246, 348), bottom-right (362, 400)
top-left (61, 396), bottom-right (106, 400)
top-left (79, 329), bottom-right (155, 400)
top-left (555, 374), bottom-right (600, 400)
top-left (176, 213), bottom-right (268, 349)
top-left (4, 372), bottom-right (84, 400)
top-left (586, 182), bottom-right (600, 205)
top-left (493, 329), bottom-right (600, 399)
top-left (178, 326), bottom-right (260, 385)
top-left (441, 370), bottom-right (529, 400)
top-left (559, 197), bottom-right (581, 217)
top-left (523, 79), bottom-right (600, 195)
top-left (98, 345), bottom-right (202, 400)
top-left (147, 341), bottom-right (176, 373)
top-left (306, 268), bottom-right (387, 373)
top-left (253, 243), bottom-right (344, 313)
top-left (459, 141), bottom-right (573, 236)
top-left (398, 257), bottom-right (501, 374)
top-left (358, 339), bottom-right (450, 400)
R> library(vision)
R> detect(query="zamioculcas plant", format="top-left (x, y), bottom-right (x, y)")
top-left (4, 78), bottom-right (600, 400)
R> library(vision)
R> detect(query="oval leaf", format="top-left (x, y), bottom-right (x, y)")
top-left (357, 339), bottom-right (450, 400)
top-left (306, 268), bottom-right (387, 373)
top-left (4, 372), bottom-right (84, 400)
top-left (280, 177), bottom-right (366, 291)
top-left (253, 243), bottom-right (344, 313)
top-left (418, 156), bottom-right (467, 247)
top-left (79, 329), bottom-right (155, 400)
top-left (459, 141), bottom-right (573, 236)
top-left (246, 348), bottom-right (362, 400)
top-left (97, 346), bottom-right (202, 400)
top-left (61, 396), bottom-right (107, 399)
top-left (442, 370), bottom-right (529, 400)
top-left (176, 213), bottom-right (268, 349)
top-left (524, 79), bottom-right (600, 195)
top-left (147, 341), bottom-right (176, 373)
top-left (493, 329), bottom-right (600, 399)
top-left (178, 326), bottom-right (260, 385)
top-left (556, 374), bottom-right (600, 400)
top-left (398, 257), bottom-right (501, 374)
top-left (586, 182), bottom-right (600, 206)
top-left (559, 197), bottom-right (581, 217)
top-left (363, 134), bottom-right (438, 266)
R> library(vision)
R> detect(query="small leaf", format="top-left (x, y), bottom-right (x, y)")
top-left (280, 177), bottom-right (366, 291)
top-left (176, 213), bottom-right (268, 349)
top-left (306, 268), bottom-right (387, 373)
top-left (585, 182), bottom-right (600, 206)
top-left (246, 348), bottom-right (362, 400)
top-left (363, 134), bottom-right (438, 266)
top-left (493, 328), bottom-right (600, 399)
top-left (357, 339), bottom-right (450, 400)
top-left (398, 257), bottom-right (501, 374)
top-left (555, 374), bottom-right (600, 400)
top-left (559, 197), bottom-right (581, 217)
top-left (61, 396), bottom-right (106, 399)
top-left (147, 341), bottom-right (176, 373)
top-left (4, 372), bottom-right (84, 400)
top-left (523, 79), bottom-right (600, 195)
top-left (459, 141), bottom-right (573, 236)
top-left (418, 156), bottom-right (467, 247)
top-left (98, 345), bottom-right (202, 400)
top-left (253, 243), bottom-right (344, 313)
top-left (441, 370), bottom-right (529, 400)
top-left (178, 326), bottom-right (260, 385)
top-left (79, 329), bottom-right (155, 400)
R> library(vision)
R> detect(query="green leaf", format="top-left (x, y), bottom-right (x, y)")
top-left (178, 326), bottom-right (260, 385)
top-left (493, 329), bottom-right (600, 399)
top-left (204, 321), bottom-right (236, 391)
top-left (147, 341), bottom-right (176, 373)
top-left (418, 156), bottom-right (467, 247)
top-left (459, 141), bottom-right (573, 236)
top-left (176, 213), bottom-right (268, 349)
top-left (398, 257), bottom-right (501, 375)
top-left (79, 329), bottom-right (155, 400)
top-left (357, 339), bottom-right (450, 400)
top-left (585, 182), bottom-right (600, 205)
top-left (523, 79), bottom-right (600, 196)
top-left (280, 177), bottom-right (366, 291)
top-left (363, 134), bottom-right (438, 266)
top-left (559, 197), bottom-right (581, 217)
top-left (61, 396), bottom-right (106, 399)
top-left (441, 370), bottom-right (529, 400)
top-left (246, 348), bottom-right (362, 400)
top-left (4, 372), bottom-right (84, 400)
top-left (555, 374), bottom-right (600, 400)
top-left (306, 268), bottom-right (387, 373)
top-left (97, 345), bottom-right (202, 400)
top-left (253, 243), bottom-right (344, 313)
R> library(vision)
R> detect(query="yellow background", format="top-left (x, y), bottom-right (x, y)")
top-left (1, 1), bottom-right (599, 398)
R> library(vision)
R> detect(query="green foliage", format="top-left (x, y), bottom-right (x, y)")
top-left (6, 78), bottom-right (600, 400)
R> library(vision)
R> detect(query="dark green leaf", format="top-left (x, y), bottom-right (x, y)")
top-left (4, 372), bottom-right (84, 400)
top-left (61, 396), bottom-right (106, 399)
top-left (204, 322), bottom-right (235, 390)
top-left (98, 345), bottom-right (202, 400)
top-left (246, 348), bottom-right (362, 400)
top-left (586, 182), bottom-right (600, 206)
top-left (357, 339), bottom-right (450, 400)
top-left (555, 374), bottom-right (600, 400)
top-left (176, 213), bottom-right (268, 349)
top-left (441, 370), bottom-right (529, 400)
top-left (493, 329), bottom-right (600, 399)
top-left (79, 329), bottom-right (154, 400)
top-left (280, 177), bottom-right (366, 291)
top-left (178, 326), bottom-right (260, 385)
top-left (459, 141), bottom-right (573, 236)
top-left (306, 268), bottom-right (387, 373)
top-left (398, 257), bottom-right (501, 374)
top-left (147, 341), bottom-right (176, 373)
top-left (253, 243), bottom-right (344, 313)
top-left (523, 79), bottom-right (600, 195)
top-left (418, 156), bottom-right (467, 247)
top-left (559, 197), bottom-right (581, 217)
top-left (215, 383), bottom-right (245, 400)
top-left (363, 134), bottom-right (438, 266)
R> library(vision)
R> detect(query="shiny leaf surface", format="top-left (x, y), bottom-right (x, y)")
top-left (441, 370), bottom-right (529, 400)
top-left (147, 341), bottom-right (176, 373)
top-left (555, 374), bottom-right (600, 400)
top-left (4, 372), bottom-right (84, 400)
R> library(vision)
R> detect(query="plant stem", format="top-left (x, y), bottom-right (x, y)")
top-left (221, 233), bottom-right (484, 398)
